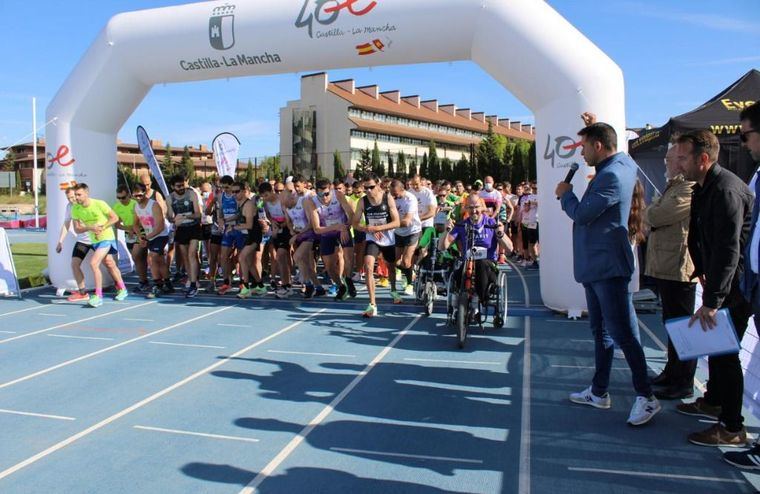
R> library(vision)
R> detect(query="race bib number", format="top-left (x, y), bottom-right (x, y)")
top-left (326, 218), bottom-right (342, 227)
top-left (466, 246), bottom-right (488, 260)
top-left (368, 218), bottom-right (385, 227)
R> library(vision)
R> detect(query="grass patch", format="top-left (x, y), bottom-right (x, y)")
top-left (10, 243), bottom-right (48, 288)
top-left (0, 194), bottom-right (47, 214)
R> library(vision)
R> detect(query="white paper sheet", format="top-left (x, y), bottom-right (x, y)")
top-left (665, 308), bottom-right (741, 360)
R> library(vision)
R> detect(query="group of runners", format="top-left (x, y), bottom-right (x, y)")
top-left (57, 171), bottom-right (540, 317)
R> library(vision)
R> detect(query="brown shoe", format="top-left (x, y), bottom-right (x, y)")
top-left (676, 397), bottom-right (721, 420)
top-left (688, 423), bottom-right (747, 447)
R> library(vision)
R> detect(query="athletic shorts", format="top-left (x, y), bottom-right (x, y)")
top-left (147, 235), bottom-right (169, 254)
top-left (174, 224), bottom-right (203, 245)
top-left (365, 241), bottom-right (396, 263)
top-left (272, 227), bottom-right (292, 250)
top-left (509, 221), bottom-right (520, 236)
top-left (210, 234), bottom-right (223, 246)
top-left (222, 229), bottom-right (248, 250)
top-left (418, 227), bottom-right (436, 249)
top-left (319, 233), bottom-right (354, 256)
top-left (201, 224), bottom-right (212, 241)
top-left (522, 225), bottom-right (538, 247)
top-left (246, 228), bottom-right (263, 248)
top-left (126, 242), bottom-right (137, 253)
top-left (353, 230), bottom-right (367, 244)
top-left (295, 231), bottom-right (318, 246)
top-left (72, 242), bottom-right (93, 260)
top-left (92, 239), bottom-right (118, 256)
top-left (395, 232), bottom-right (421, 248)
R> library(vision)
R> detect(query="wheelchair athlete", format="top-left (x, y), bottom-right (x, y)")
top-left (438, 195), bottom-right (513, 306)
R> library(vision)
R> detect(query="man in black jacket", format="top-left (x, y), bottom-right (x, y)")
top-left (674, 129), bottom-right (753, 447)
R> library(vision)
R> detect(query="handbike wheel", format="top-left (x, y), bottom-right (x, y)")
top-left (424, 281), bottom-right (436, 316)
top-left (456, 292), bottom-right (468, 348)
top-left (497, 271), bottom-right (508, 323)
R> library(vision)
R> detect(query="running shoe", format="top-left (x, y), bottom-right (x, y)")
top-left (335, 283), bottom-right (348, 301)
top-left (315, 285), bottom-right (326, 297)
top-left (362, 303), bottom-right (378, 318)
top-left (146, 286), bottom-right (159, 299)
top-left (217, 284), bottom-right (231, 296)
top-left (88, 295), bottom-right (103, 308)
top-left (390, 291), bottom-right (403, 304)
top-left (185, 285), bottom-right (198, 298)
top-left (114, 289), bottom-right (129, 301)
top-left (404, 284), bottom-right (414, 296)
top-left (627, 396), bottom-right (661, 426)
top-left (237, 286), bottom-right (251, 299)
top-left (351, 272), bottom-right (364, 282)
top-left (253, 286), bottom-right (268, 296)
top-left (327, 284), bottom-right (338, 297)
top-left (276, 287), bottom-right (290, 299)
top-left (67, 292), bottom-right (89, 302)
top-left (133, 281), bottom-right (150, 294)
top-left (498, 254), bottom-right (507, 265)
top-left (346, 278), bottom-right (357, 298)
top-left (569, 386), bottom-right (611, 409)
top-left (377, 277), bottom-right (390, 288)
top-left (304, 284), bottom-right (315, 300)
top-left (162, 282), bottom-right (176, 294)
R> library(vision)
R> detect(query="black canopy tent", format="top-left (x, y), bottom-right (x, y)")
top-left (630, 69), bottom-right (759, 199)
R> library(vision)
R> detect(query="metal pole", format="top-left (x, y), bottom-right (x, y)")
top-left (32, 97), bottom-right (39, 229)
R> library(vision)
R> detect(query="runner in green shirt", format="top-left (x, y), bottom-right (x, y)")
top-left (112, 185), bottom-right (148, 291)
top-left (71, 183), bottom-right (128, 307)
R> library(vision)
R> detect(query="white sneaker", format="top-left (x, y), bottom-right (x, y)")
top-left (404, 284), bottom-right (414, 296)
top-left (351, 272), bottom-right (364, 282)
top-left (627, 396), bottom-right (661, 426)
top-left (569, 386), bottom-right (611, 409)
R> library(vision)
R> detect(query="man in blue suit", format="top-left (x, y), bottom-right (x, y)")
top-left (555, 120), bottom-right (660, 426)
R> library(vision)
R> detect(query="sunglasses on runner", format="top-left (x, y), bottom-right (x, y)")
top-left (116, 195), bottom-right (128, 200)
top-left (318, 189), bottom-right (330, 198)
top-left (275, 189), bottom-right (284, 193)
top-left (133, 193), bottom-right (145, 198)
top-left (365, 184), bottom-right (377, 190)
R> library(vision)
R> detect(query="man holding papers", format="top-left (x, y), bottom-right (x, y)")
top-left (725, 102), bottom-right (760, 469)
top-left (675, 130), bottom-right (753, 447)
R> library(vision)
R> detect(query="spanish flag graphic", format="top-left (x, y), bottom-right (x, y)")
top-left (356, 38), bottom-right (386, 56)
top-left (59, 180), bottom-right (77, 191)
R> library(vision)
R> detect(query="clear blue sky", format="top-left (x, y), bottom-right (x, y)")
top-left (1, 0), bottom-right (758, 160)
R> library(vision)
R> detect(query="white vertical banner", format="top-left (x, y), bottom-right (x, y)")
top-left (0, 228), bottom-right (21, 298)
top-left (136, 126), bottom-right (170, 198)
top-left (212, 132), bottom-right (241, 178)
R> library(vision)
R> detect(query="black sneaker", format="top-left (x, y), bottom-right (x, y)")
top-left (185, 285), bottom-right (198, 298)
top-left (162, 281), bottom-right (176, 294)
top-left (147, 285), bottom-right (160, 299)
top-left (304, 284), bottom-right (315, 300)
top-left (172, 271), bottom-right (184, 284)
top-left (315, 285), bottom-right (326, 297)
top-left (724, 443), bottom-right (760, 470)
top-left (346, 278), bottom-right (357, 298)
top-left (335, 283), bottom-right (348, 301)
top-left (133, 281), bottom-right (150, 294)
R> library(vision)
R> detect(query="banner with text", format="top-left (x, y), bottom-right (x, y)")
top-left (136, 126), bottom-right (170, 198)
top-left (212, 132), bottom-right (241, 178)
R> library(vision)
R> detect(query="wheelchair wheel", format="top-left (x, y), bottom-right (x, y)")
top-left (456, 292), bottom-right (468, 348)
top-left (423, 281), bottom-right (436, 316)
top-left (446, 273), bottom-right (456, 324)
top-left (414, 274), bottom-right (424, 303)
top-left (495, 271), bottom-right (508, 327)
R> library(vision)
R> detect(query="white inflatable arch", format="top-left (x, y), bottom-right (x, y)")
top-left (46, 0), bottom-right (626, 313)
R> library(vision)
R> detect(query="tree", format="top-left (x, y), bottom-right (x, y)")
top-left (371, 141), bottom-right (383, 176)
top-left (333, 150), bottom-right (346, 180)
top-left (419, 152), bottom-right (428, 179)
top-left (455, 155), bottom-right (469, 182)
top-left (161, 143), bottom-right (175, 178)
top-left (180, 146), bottom-right (195, 182)
top-left (357, 148), bottom-right (372, 177)
top-left (408, 159), bottom-right (417, 177)
top-left (502, 140), bottom-right (517, 183)
top-left (427, 141), bottom-right (440, 180)
top-left (440, 158), bottom-right (453, 181)
top-left (2, 148), bottom-right (16, 171)
top-left (386, 151), bottom-right (395, 177)
top-left (245, 159), bottom-right (255, 188)
top-left (527, 141), bottom-right (537, 182)
top-left (396, 151), bottom-right (407, 177)
top-left (512, 141), bottom-right (530, 183)
top-left (476, 122), bottom-right (505, 180)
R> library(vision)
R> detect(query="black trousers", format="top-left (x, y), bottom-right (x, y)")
top-left (657, 278), bottom-right (697, 387)
top-left (703, 292), bottom-right (752, 432)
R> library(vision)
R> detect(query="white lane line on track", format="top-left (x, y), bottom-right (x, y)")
top-left (149, 341), bottom-right (226, 350)
top-left (217, 323), bottom-right (250, 328)
top-left (0, 408), bottom-right (75, 421)
top-left (403, 357), bottom-right (501, 366)
top-left (123, 318), bottom-right (154, 322)
top-left (0, 306), bottom-right (47, 318)
top-left (239, 315), bottom-right (423, 494)
top-left (507, 259), bottom-right (531, 308)
top-left (267, 350), bottom-right (356, 358)
top-left (519, 314), bottom-right (532, 494)
top-left (0, 306), bottom-right (232, 390)
top-left (38, 313), bottom-right (67, 317)
top-left (567, 467), bottom-right (746, 484)
top-left (0, 309), bottom-right (326, 482)
top-left (329, 447), bottom-right (483, 464)
top-left (133, 425), bottom-right (260, 443)
top-left (0, 301), bottom-right (156, 345)
top-left (0, 331), bottom-right (17, 334)
top-left (637, 318), bottom-right (707, 393)
top-left (48, 334), bottom-right (116, 341)
top-left (551, 364), bottom-right (630, 370)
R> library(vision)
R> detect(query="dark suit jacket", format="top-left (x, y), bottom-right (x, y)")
top-left (560, 152), bottom-right (636, 284)
top-left (688, 163), bottom-right (752, 309)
